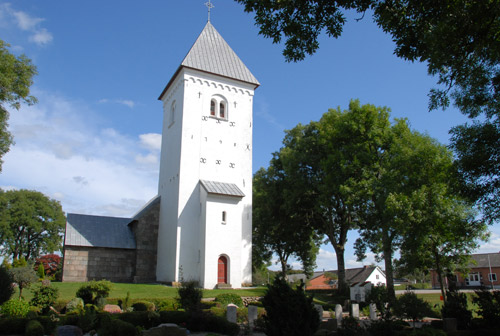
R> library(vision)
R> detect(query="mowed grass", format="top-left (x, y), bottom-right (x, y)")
top-left (16, 282), bottom-right (267, 302)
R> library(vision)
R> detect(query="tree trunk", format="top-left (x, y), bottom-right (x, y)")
top-left (434, 249), bottom-right (447, 304)
top-left (383, 229), bottom-right (396, 304)
top-left (335, 246), bottom-right (347, 294)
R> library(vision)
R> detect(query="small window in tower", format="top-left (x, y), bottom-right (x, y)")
top-left (219, 101), bottom-right (226, 119)
top-left (210, 100), bottom-right (216, 116)
top-left (169, 100), bottom-right (176, 126)
top-left (222, 211), bottom-right (227, 224)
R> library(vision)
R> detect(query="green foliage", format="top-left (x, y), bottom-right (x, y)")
top-left (131, 300), bottom-right (155, 311)
top-left (76, 279), bottom-right (112, 304)
top-left (0, 190), bottom-right (66, 261)
top-left (262, 277), bottom-right (319, 336)
top-left (159, 310), bottom-right (189, 324)
top-left (153, 298), bottom-right (177, 311)
top-left (99, 318), bottom-right (138, 336)
top-left (36, 264), bottom-right (45, 279)
top-left (9, 266), bottom-right (37, 298)
top-left (0, 266), bottom-right (14, 304)
top-left (337, 316), bottom-right (364, 336)
top-left (0, 317), bottom-right (29, 334)
top-left (214, 293), bottom-right (243, 307)
top-left (66, 297), bottom-right (84, 313)
top-left (366, 284), bottom-right (390, 319)
top-left (118, 311), bottom-right (160, 329)
top-left (0, 40), bottom-right (37, 171)
top-left (25, 319), bottom-right (44, 336)
top-left (30, 284), bottom-right (59, 314)
top-left (1, 298), bottom-right (30, 317)
top-left (118, 291), bottom-right (131, 310)
top-left (78, 305), bottom-right (98, 332)
top-left (187, 311), bottom-right (240, 336)
top-left (442, 290), bottom-right (472, 329)
top-left (177, 281), bottom-right (203, 312)
top-left (394, 292), bottom-right (434, 326)
top-left (367, 319), bottom-right (409, 336)
top-left (11, 256), bottom-right (27, 268)
top-left (473, 289), bottom-right (500, 327)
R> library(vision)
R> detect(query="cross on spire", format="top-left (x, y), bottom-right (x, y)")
top-left (205, 0), bottom-right (214, 21)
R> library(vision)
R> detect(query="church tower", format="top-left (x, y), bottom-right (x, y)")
top-left (156, 21), bottom-right (259, 288)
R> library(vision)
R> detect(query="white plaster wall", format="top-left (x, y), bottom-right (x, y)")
top-left (157, 67), bottom-right (255, 287)
top-left (366, 268), bottom-right (386, 286)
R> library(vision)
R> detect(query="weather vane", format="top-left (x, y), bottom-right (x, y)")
top-left (205, 0), bottom-right (214, 21)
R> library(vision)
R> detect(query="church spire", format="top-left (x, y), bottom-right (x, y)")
top-left (205, 0), bottom-right (214, 22)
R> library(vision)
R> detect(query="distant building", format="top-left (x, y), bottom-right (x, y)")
top-left (430, 252), bottom-right (500, 289)
top-left (306, 266), bottom-right (386, 291)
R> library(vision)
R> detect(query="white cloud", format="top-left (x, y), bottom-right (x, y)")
top-left (99, 98), bottom-right (136, 108)
top-left (139, 133), bottom-right (162, 151)
top-left (30, 28), bottom-right (53, 45)
top-left (0, 90), bottom-right (158, 217)
top-left (0, 3), bottom-right (53, 46)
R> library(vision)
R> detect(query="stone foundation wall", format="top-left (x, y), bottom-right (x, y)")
top-left (62, 246), bottom-right (136, 282)
top-left (130, 197), bottom-right (160, 283)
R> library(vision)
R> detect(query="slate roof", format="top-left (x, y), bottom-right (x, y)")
top-left (470, 253), bottom-right (500, 268)
top-left (65, 213), bottom-right (136, 249)
top-left (132, 195), bottom-right (161, 221)
top-left (159, 21), bottom-right (259, 99)
top-left (200, 180), bottom-right (245, 197)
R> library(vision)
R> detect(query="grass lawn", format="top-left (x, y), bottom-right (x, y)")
top-left (16, 282), bottom-right (267, 302)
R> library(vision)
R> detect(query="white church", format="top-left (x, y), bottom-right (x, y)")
top-left (62, 20), bottom-right (258, 289)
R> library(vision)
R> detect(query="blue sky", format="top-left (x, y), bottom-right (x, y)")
top-left (0, 1), bottom-right (498, 271)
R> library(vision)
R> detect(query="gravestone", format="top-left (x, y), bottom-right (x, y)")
top-left (314, 304), bottom-right (324, 322)
top-left (335, 304), bottom-right (343, 325)
top-left (351, 303), bottom-right (359, 319)
top-left (227, 304), bottom-right (238, 323)
top-left (142, 323), bottom-right (187, 336)
top-left (248, 305), bottom-right (258, 327)
top-left (56, 325), bottom-right (83, 336)
top-left (369, 303), bottom-right (377, 320)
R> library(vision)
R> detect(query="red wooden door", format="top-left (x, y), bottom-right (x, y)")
top-left (218, 256), bottom-right (227, 284)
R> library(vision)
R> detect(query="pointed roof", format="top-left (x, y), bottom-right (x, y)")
top-left (159, 22), bottom-right (259, 99)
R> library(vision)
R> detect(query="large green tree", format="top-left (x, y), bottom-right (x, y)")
top-left (0, 40), bottom-right (37, 171)
top-left (253, 155), bottom-right (321, 276)
top-left (0, 189), bottom-right (66, 261)
top-left (236, 0), bottom-right (500, 221)
top-left (277, 100), bottom-right (391, 293)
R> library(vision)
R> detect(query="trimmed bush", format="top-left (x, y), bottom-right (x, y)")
top-left (66, 297), bottom-right (84, 313)
top-left (473, 289), bottom-right (500, 327)
top-left (215, 293), bottom-right (243, 307)
top-left (118, 311), bottom-right (161, 329)
top-left (159, 310), bottom-right (189, 325)
top-left (99, 318), bottom-right (138, 336)
top-left (1, 298), bottom-right (30, 317)
top-left (0, 267), bottom-right (14, 305)
top-left (442, 290), bottom-right (472, 329)
top-left (394, 292), bottom-right (434, 326)
top-left (0, 317), bottom-right (29, 334)
top-left (132, 300), bottom-right (155, 312)
top-left (76, 280), bottom-right (112, 305)
top-left (262, 277), bottom-right (319, 336)
top-left (25, 319), bottom-right (44, 336)
top-left (337, 316), bottom-right (364, 336)
top-left (30, 284), bottom-right (59, 314)
top-left (367, 319), bottom-right (409, 336)
top-left (177, 281), bottom-right (202, 312)
top-left (187, 311), bottom-right (240, 336)
top-left (153, 298), bottom-right (177, 311)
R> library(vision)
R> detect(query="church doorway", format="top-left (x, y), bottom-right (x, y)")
top-left (217, 256), bottom-right (228, 284)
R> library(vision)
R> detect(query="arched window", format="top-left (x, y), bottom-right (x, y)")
top-left (169, 100), bottom-right (176, 125)
top-left (209, 96), bottom-right (228, 120)
top-left (222, 211), bottom-right (227, 223)
top-left (210, 100), bottom-right (216, 116)
top-left (219, 102), bottom-right (225, 119)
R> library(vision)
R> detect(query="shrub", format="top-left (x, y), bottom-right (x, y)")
top-left (159, 310), bottom-right (189, 324)
top-left (367, 319), bottom-right (409, 336)
top-left (473, 289), bottom-right (500, 327)
top-left (118, 291), bottom-right (131, 310)
top-left (25, 319), bottom-right (44, 336)
top-left (337, 316), bottom-right (364, 336)
top-left (76, 280), bottom-right (112, 305)
top-left (132, 301), bottom-right (155, 312)
top-left (66, 297), bottom-right (84, 313)
top-left (366, 284), bottom-right (390, 319)
top-left (1, 298), bottom-right (31, 317)
top-left (177, 280), bottom-right (203, 312)
top-left (118, 311), bottom-right (161, 329)
top-left (442, 290), bottom-right (472, 329)
top-left (187, 311), bottom-right (239, 336)
top-left (30, 284), bottom-right (59, 314)
top-left (35, 315), bottom-right (59, 335)
top-left (99, 318), bottom-right (138, 336)
top-left (262, 277), bottom-right (319, 336)
top-left (394, 292), bottom-right (434, 327)
top-left (78, 305), bottom-right (98, 333)
top-left (9, 266), bottom-right (37, 298)
top-left (0, 317), bottom-right (29, 334)
top-left (154, 298), bottom-right (178, 311)
top-left (215, 293), bottom-right (243, 307)
top-left (0, 266), bottom-right (13, 305)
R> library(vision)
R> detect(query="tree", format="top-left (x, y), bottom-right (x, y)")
top-left (236, 0), bottom-right (500, 221)
top-left (0, 266), bottom-right (14, 304)
top-left (35, 253), bottom-right (62, 278)
top-left (0, 40), bottom-right (37, 171)
top-left (253, 156), bottom-right (321, 277)
top-left (0, 189), bottom-right (66, 261)
top-left (279, 100), bottom-right (391, 293)
top-left (9, 265), bottom-right (37, 298)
